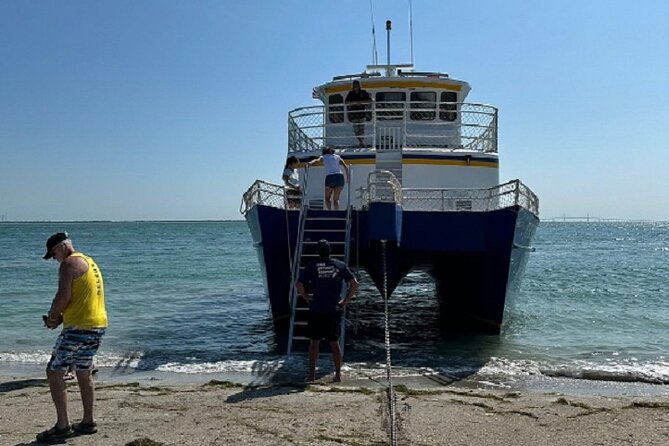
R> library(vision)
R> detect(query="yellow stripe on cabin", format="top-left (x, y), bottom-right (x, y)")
top-left (402, 158), bottom-right (498, 168)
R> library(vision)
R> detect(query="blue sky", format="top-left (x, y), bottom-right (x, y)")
top-left (1, 0), bottom-right (667, 221)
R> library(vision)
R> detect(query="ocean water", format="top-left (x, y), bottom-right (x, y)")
top-left (1, 221), bottom-right (667, 390)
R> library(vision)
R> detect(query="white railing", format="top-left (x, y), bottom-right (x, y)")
top-left (240, 180), bottom-right (286, 215)
top-left (287, 102), bottom-right (497, 154)
top-left (360, 170), bottom-right (403, 205)
top-left (399, 180), bottom-right (539, 215)
top-left (241, 179), bottom-right (539, 217)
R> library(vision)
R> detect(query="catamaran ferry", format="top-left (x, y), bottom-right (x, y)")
top-left (241, 60), bottom-right (539, 351)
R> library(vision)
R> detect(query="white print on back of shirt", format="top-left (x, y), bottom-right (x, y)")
top-left (316, 263), bottom-right (339, 279)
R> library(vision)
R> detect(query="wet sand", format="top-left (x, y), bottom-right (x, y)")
top-left (1, 372), bottom-right (668, 445)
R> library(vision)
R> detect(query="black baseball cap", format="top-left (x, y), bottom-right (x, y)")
top-left (43, 232), bottom-right (68, 259)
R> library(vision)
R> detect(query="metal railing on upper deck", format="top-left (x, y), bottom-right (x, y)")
top-left (361, 176), bottom-right (539, 216)
top-left (288, 102), bottom-right (497, 153)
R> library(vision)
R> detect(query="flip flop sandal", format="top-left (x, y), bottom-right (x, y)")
top-left (72, 421), bottom-right (98, 435)
top-left (36, 424), bottom-right (73, 442)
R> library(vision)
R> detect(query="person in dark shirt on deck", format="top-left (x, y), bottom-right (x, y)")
top-left (345, 80), bottom-right (371, 148)
top-left (296, 239), bottom-right (358, 382)
top-left (282, 155), bottom-right (301, 209)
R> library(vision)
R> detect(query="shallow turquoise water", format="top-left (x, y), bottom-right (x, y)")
top-left (0, 221), bottom-right (667, 385)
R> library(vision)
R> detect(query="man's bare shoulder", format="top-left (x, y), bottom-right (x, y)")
top-left (59, 254), bottom-right (89, 277)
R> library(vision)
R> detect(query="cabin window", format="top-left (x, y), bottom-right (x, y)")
top-left (375, 92), bottom-right (406, 120)
top-left (410, 92), bottom-right (436, 120)
top-left (439, 91), bottom-right (457, 121)
top-left (328, 94), bottom-right (344, 123)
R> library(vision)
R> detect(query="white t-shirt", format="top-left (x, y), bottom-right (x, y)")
top-left (322, 154), bottom-right (342, 175)
top-left (283, 167), bottom-right (299, 188)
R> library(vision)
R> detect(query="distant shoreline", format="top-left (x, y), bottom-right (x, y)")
top-left (2, 219), bottom-right (668, 224)
top-left (0, 219), bottom-right (246, 223)
top-left (541, 217), bottom-right (662, 223)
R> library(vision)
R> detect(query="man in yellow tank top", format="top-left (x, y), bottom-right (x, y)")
top-left (37, 232), bottom-right (108, 442)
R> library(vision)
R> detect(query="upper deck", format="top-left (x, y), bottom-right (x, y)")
top-left (289, 65), bottom-right (497, 155)
top-left (241, 65), bottom-right (538, 217)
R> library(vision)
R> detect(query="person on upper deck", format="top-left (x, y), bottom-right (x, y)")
top-left (307, 147), bottom-right (350, 210)
top-left (282, 156), bottom-right (301, 209)
top-left (345, 80), bottom-right (371, 148)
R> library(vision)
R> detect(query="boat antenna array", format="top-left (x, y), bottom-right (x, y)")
top-left (369, 0), bottom-right (379, 65)
top-left (367, 1), bottom-right (416, 71)
top-left (386, 20), bottom-right (392, 66)
top-left (409, 0), bottom-right (414, 65)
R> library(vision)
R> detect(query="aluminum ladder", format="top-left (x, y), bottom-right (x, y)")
top-left (286, 205), bottom-right (353, 356)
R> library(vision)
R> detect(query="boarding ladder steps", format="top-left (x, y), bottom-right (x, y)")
top-left (287, 206), bottom-right (353, 356)
top-left (375, 126), bottom-right (403, 184)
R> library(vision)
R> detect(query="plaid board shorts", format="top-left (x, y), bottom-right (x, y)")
top-left (47, 327), bottom-right (105, 372)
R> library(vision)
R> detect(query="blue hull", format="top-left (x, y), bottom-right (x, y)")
top-left (245, 205), bottom-right (538, 334)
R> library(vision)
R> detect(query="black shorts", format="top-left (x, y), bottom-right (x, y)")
top-left (325, 173), bottom-right (345, 189)
top-left (307, 311), bottom-right (341, 341)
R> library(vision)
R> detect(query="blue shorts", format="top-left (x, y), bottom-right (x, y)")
top-left (325, 173), bottom-right (345, 188)
top-left (47, 328), bottom-right (105, 372)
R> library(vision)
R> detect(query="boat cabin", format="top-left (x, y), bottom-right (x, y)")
top-left (314, 65), bottom-right (471, 151)
top-left (287, 64), bottom-right (501, 209)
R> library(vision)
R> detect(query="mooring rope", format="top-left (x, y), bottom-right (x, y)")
top-left (381, 240), bottom-right (399, 446)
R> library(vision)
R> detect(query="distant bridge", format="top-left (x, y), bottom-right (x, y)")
top-left (542, 215), bottom-right (653, 223)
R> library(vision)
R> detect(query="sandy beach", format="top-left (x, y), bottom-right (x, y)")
top-left (1, 371), bottom-right (668, 446)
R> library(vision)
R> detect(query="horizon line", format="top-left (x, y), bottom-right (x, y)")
top-left (542, 216), bottom-right (666, 222)
top-left (0, 219), bottom-right (245, 223)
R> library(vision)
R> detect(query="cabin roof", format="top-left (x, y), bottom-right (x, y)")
top-left (313, 65), bottom-right (471, 100)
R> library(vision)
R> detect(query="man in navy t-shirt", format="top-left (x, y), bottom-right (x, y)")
top-left (296, 239), bottom-right (358, 382)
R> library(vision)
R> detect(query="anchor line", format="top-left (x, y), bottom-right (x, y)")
top-left (381, 240), bottom-right (399, 446)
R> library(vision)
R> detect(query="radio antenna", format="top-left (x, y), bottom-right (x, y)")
top-left (386, 20), bottom-right (392, 66)
top-left (369, 0), bottom-right (379, 65)
top-left (408, 0), bottom-right (414, 65)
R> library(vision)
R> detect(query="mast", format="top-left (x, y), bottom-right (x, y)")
top-left (386, 20), bottom-right (392, 66)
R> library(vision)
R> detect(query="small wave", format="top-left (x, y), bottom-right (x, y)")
top-left (540, 363), bottom-right (669, 385)
top-left (3, 351), bottom-right (668, 385)
top-left (0, 351), bottom-right (145, 369)
top-left (481, 357), bottom-right (669, 385)
top-left (0, 351), bottom-right (51, 364)
top-left (156, 358), bottom-right (290, 374)
top-left (95, 352), bottom-right (145, 369)
top-left (418, 357), bottom-right (669, 385)
top-left (480, 357), bottom-right (545, 376)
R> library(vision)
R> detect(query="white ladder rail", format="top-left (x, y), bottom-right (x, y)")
top-left (286, 207), bottom-right (353, 357)
top-left (286, 205), bottom-right (309, 356)
top-left (338, 205), bottom-right (354, 356)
